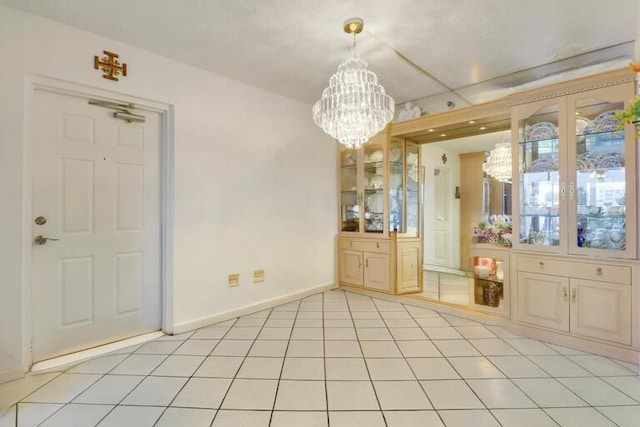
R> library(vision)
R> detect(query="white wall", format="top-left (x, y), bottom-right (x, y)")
top-left (421, 144), bottom-right (461, 270)
top-left (0, 6), bottom-right (337, 381)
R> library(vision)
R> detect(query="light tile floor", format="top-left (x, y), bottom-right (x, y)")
top-left (1, 289), bottom-right (639, 426)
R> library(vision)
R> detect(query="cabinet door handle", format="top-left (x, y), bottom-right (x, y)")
top-left (569, 182), bottom-right (575, 200)
top-left (539, 261), bottom-right (544, 268)
top-left (365, 258), bottom-right (369, 268)
top-left (596, 267), bottom-right (603, 276)
top-left (571, 288), bottom-right (577, 303)
top-left (561, 182), bottom-right (566, 200)
top-left (562, 286), bottom-right (568, 302)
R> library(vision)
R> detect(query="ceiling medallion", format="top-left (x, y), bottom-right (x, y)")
top-left (312, 18), bottom-right (395, 149)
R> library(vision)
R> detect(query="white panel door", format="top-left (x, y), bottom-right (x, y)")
top-left (432, 168), bottom-right (450, 266)
top-left (31, 89), bottom-right (161, 362)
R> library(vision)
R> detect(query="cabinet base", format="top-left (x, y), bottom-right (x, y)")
top-left (338, 285), bottom-right (639, 365)
top-left (512, 322), bottom-right (639, 365)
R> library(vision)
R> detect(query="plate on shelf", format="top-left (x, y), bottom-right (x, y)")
top-left (390, 147), bottom-right (401, 161)
top-left (525, 157), bottom-right (558, 173)
top-left (366, 193), bottom-right (383, 213)
top-left (408, 165), bottom-right (419, 182)
top-left (575, 116), bottom-right (592, 135)
top-left (366, 150), bottom-right (383, 163)
top-left (526, 122), bottom-right (557, 141)
top-left (593, 110), bottom-right (620, 132)
top-left (341, 151), bottom-right (357, 166)
top-left (367, 174), bottom-right (383, 189)
top-left (407, 152), bottom-right (418, 166)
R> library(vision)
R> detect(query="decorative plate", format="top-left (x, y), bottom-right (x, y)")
top-left (366, 150), bottom-right (383, 163)
top-left (575, 116), bottom-right (592, 135)
top-left (408, 165), bottom-right (419, 182)
top-left (593, 110), bottom-right (620, 132)
top-left (390, 147), bottom-right (401, 161)
top-left (526, 122), bottom-right (557, 141)
top-left (366, 193), bottom-right (383, 213)
top-left (368, 174), bottom-right (383, 189)
top-left (525, 157), bottom-right (558, 173)
top-left (341, 151), bottom-right (357, 166)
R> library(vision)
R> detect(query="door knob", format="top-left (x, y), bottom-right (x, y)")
top-left (34, 235), bottom-right (59, 245)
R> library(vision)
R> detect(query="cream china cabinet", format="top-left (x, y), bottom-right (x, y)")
top-left (511, 80), bottom-right (637, 348)
top-left (338, 131), bottom-right (422, 294)
top-left (511, 82), bottom-right (636, 258)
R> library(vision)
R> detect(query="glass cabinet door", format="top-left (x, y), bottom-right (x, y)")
top-left (567, 84), bottom-right (636, 258)
top-left (514, 99), bottom-right (566, 252)
top-left (340, 148), bottom-right (359, 232)
top-left (405, 142), bottom-right (420, 236)
top-left (363, 141), bottom-right (385, 233)
top-left (389, 140), bottom-right (403, 232)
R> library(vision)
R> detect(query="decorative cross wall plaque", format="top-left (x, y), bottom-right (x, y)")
top-left (94, 50), bottom-right (127, 81)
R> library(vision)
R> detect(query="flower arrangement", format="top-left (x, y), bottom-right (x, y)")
top-left (473, 215), bottom-right (512, 247)
top-left (613, 62), bottom-right (640, 136)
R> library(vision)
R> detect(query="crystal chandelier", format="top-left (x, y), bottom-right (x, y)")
top-left (483, 142), bottom-right (512, 182)
top-left (312, 18), bottom-right (395, 149)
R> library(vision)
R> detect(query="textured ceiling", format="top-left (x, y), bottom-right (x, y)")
top-left (1, 0), bottom-right (636, 113)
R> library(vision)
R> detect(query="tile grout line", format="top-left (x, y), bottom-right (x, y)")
top-left (267, 298), bottom-right (304, 426)
top-left (321, 292), bottom-right (329, 427)
top-left (345, 292), bottom-right (389, 426)
top-left (208, 309), bottom-right (275, 426)
top-left (405, 303), bottom-right (510, 423)
top-left (151, 316), bottom-right (242, 427)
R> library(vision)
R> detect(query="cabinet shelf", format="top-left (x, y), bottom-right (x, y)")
top-left (520, 213), bottom-right (560, 218)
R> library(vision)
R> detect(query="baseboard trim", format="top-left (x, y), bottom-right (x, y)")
top-left (0, 368), bottom-right (24, 386)
top-left (173, 282), bottom-right (337, 334)
top-left (30, 331), bottom-right (164, 373)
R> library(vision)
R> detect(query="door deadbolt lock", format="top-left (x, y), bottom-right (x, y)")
top-left (35, 216), bottom-right (47, 225)
top-left (34, 235), bottom-right (59, 245)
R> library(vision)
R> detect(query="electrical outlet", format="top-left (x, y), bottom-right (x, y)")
top-left (254, 269), bottom-right (265, 283)
top-left (228, 273), bottom-right (240, 286)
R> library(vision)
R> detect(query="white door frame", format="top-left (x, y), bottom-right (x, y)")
top-left (21, 75), bottom-right (174, 371)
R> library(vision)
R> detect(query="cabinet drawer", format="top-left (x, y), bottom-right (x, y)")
top-left (518, 256), bottom-right (631, 285)
top-left (338, 239), bottom-right (389, 253)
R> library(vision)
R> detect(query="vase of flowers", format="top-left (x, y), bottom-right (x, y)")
top-left (472, 215), bottom-right (512, 248)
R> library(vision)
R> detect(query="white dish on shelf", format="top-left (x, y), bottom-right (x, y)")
top-left (367, 150), bottom-right (383, 163)
top-left (526, 121), bottom-right (557, 140)
top-left (593, 110), bottom-right (620, 132)
top-left (368, 174), bottom-right (383, 189)
top-left (575, 116), bottom-right (592, 135)
top-left (408, 165), bottom-right (419, 182)
top-left (366, 193), bottom-right (383, 212)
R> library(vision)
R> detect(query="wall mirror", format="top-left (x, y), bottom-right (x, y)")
top-left (391, 107), bottom-right (511, 306)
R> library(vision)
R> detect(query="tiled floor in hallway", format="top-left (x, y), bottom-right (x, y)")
top-left (1, 289), bottom-right (639, 426)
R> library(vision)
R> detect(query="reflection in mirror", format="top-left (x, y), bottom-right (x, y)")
top-left (420, 129), bottom-right (511, 306)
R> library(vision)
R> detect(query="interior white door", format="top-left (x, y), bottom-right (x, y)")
top-left (432, 168), bottom-right (450, 267)
top-left (31, 89), bottom-right (161, 362)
